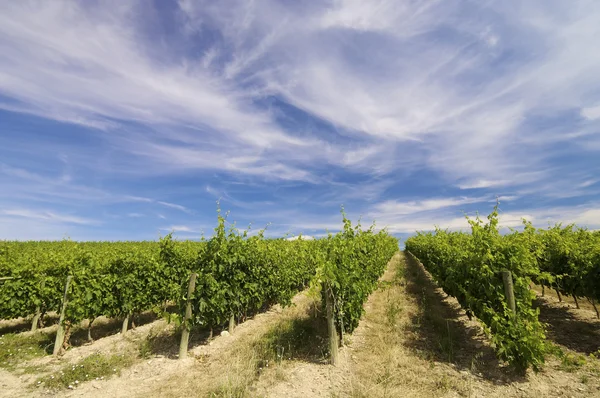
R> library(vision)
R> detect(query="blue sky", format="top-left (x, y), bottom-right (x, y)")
top-left (1, 0), bottom-right (600, 241)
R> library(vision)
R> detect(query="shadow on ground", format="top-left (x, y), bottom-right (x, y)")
top-left (0, 314), bottom-right (59, 335)
top-left (69, 311), bottom-right (159, 348)
top-left (402, 251), bottom-right (526, 384)
top-left (535, 298), bottom-right (600, 355)
top-left (137, 323), bottom-right (216, 359)
top-left (138, 304), bottom-right (328, 363)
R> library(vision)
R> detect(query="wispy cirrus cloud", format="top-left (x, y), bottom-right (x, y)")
top-left (160, 225), bottom-right (199, 233)
top-left (372, 196), bottom-right (486, 216)
top-left (1, 1), bottom-right (600, 240)
top-left (157, 201), bottom-right (192, 214)
top-left (1, 209), bottom-right (98, 226)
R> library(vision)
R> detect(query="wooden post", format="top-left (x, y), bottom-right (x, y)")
top-left (31, 277), bottom-right (46, 332)
top-left (87, 318), bottom-right (95, 342)
top-left (122, 313), bottom-right (130, 335)
top-left (501, 271), bottom-right (516, 315)
top-left (53, 276), bottom-right (72, 356)
top-left (325, 285), bottom-right (339, 365)
top-left (179, 272), bottom-right (197, 359)
top-left (229, 314), bottom-right (236, 334)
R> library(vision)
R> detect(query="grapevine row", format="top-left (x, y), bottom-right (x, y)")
top-left (406, 205), bottom-right (600, 371)
top-left (1, 210), bottom-right (398, 360)
top-left (405, 207), bottom-right (547, 371)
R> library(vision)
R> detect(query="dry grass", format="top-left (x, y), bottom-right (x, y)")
top-left (334, 252), bottom-right (600, 398)
top-left (343, 253), bottom-right (471, 398)
top-left (151, 293), bottom-right (322, 398)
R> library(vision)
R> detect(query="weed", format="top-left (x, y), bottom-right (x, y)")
top-left (470, 351), bottom-right (483, 373)
top-left (36, 352), bottom-right (136, 390)
top-left (559, 352), bottom-right (586, 372)
top-left (385, 301), bottom-right (402, 329)
top-left (436, 374), bottom-right (451, 392)
top-left (436, 319), bottom-right (454, 363)
top-left (256, 316), bottom-right (327, 363)
top-left (21, 364), bottom-right (46, 374)
top-left (0, 332), bottom-right (54, 370)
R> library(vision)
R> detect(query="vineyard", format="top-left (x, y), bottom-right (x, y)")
top-left (406, 205), bottom-right (600, 371)
top-left (2, 206), bottom-right (600, 397)
top-left (0, 210), bottom-right (398, 364)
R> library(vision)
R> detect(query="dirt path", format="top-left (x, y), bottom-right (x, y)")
top-left (252, 253), bottom-right (402, 398)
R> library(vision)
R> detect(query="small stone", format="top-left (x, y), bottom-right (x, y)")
top-left (220, 331), bottom-right (230, 337)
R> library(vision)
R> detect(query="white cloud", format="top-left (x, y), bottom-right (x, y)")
top-left (185, 0), bottom-right (600, 189)
top-left (285, 235), bottom-right (315, 241)
top-left (2, 0), bottom-right (599, 190)
top-left (581, 105), bottom-right (600, 120)
top-left (1, 209), bottom-right (98, 225)
top-left (0, 1), bottom-right (333, 182)
top-left (378, 204), bottom-right (600, 234)
top-left (567, 209), bottom-right (600, 227)
top-left (493, 195), bottom-right (520, 202)
top-left (372, 197), bottom-right (485, 215)
top-left (579, 180), bottom-right (599, 188)
top-left (157, 201), bottom-right (192, 214)
top-left (160, 225), bottom-right (198, 233)
top-left (457, 179), bottom-right (511, 189)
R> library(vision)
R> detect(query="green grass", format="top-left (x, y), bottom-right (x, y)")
top-left (21, 364), bottom-right (46, 374)
top-left (0, 332), bottom-right (54, 370)
top-left (35, 352), bottom-right (136, 390)
top-left (255, 315), bottom-right (328, 365)
top-left (558, 352), bottom-right (586, 372)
